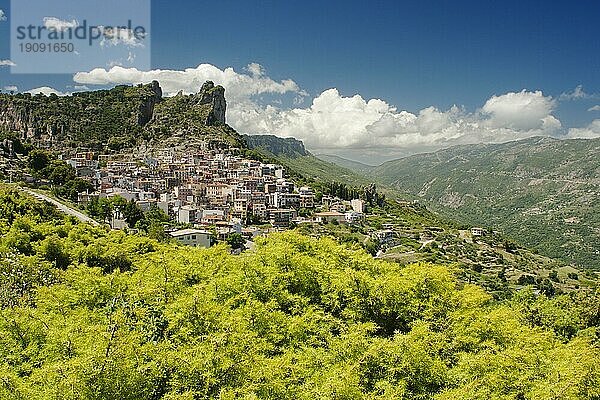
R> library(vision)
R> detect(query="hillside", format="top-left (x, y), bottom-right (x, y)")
top-left (368, 136), bottom-right (600, 269)
top-left (0, 81), bottom-right (244, 152)
top-left (244, 134), bottom-right (372, 186)
top-left (244, 134), bottom-right (310, 158)
top-left (316, 154), bottom-right (375, 174)
top-left (1, 185), bottom-right (599, 399)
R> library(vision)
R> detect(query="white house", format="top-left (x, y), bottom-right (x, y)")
top-left (314, 211), bottom-right (346, 224)
top-left (177, 205), bottom-right (200, 224)
top-left (471, 227), bottom-right (486, 236)
top-left (345, 211), bottom-right (363, 224)
top-left (351, 199), bottom-right (365, 214)
top-left (169, 229), bottom-right (212, 248)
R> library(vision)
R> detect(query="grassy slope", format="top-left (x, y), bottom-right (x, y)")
top-left (315, 154), bottom-right (375, 174)
top-left (367, 136), bottom-right (600, 269)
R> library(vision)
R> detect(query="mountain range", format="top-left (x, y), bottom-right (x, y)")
top-left (321, 136), bottom-right (600, 269)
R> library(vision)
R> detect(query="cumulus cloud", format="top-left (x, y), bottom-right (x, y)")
top-left (231, 88), bottom-right (562, 151)
top-left (588, 105), bottom-right (600, 112)
top-left (43, 17), bottom-right (78, 31)
top-left (26, 87), bottom-right (67, 96)
top-left (0, 60), bottom-right (16, 67)
top-left (567, 120), bottom-right (600, 139)
top-left (73, 63), bottom-right (304, 103)
top-left (245, 62), bottom-right (265, 77)
top-left (0, 9), bottom-right (6, 21)
top-left (481, 90), bottom-right (559, 131)
top-left (3, 86), bottom-right (18, 92)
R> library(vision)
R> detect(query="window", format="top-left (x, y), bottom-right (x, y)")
top-left (192, 235), bottom-right (196, 240)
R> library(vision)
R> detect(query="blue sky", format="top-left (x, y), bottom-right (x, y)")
top-left (1, 0), bottom-right (599, 162)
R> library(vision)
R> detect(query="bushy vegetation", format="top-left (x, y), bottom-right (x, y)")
top-left (0, 186), bottom-right (599, 399)
top-left (26, 149), bottom-right (94, 202)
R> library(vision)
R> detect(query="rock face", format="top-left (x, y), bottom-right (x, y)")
top-left (197, 81), bottom-right (226, 125)
top-left (0, 80), bottom-right (236, 151)
top-left (138, 80), bottom-right (163, 125)
top-left (0, 82), bottom-right (165, 148)
top-left (244, 134), bottom-right (309, 158)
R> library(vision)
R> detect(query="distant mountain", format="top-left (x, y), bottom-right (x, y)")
top-left (369, 136), bottom-right (600, 269)
top-left (243, 134), bottom-right (309, 158)
top-left (316, 154), bottom-right (375, 173)
top-left (244, 134), bottom-right (372, 186)
top-left (0, 81), bottom-right (243, 151)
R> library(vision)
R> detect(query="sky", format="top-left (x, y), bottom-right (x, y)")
top-left (1, 0), bottom-right (599, 163)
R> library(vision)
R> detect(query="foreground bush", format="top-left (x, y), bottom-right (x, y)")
top-left (0, 230), bottom-right (598, 399)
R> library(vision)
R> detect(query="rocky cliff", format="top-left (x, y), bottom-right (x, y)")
top-left (197, 81), bottom-right (226, 125)
top-left (243, 134), bottom-right (309, 158)
top-left (138, 80), bottom-right (163, 125)
top-left (0, 80), bottom-right (237, 151)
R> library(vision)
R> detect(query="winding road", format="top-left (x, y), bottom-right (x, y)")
top-left (21, 188), bottom-right (101, 226)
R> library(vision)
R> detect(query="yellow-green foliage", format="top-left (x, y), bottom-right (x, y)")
top-left (0, 230), bottom-right (597, 399)
top-left (0, 187), bottom-right (599, 399)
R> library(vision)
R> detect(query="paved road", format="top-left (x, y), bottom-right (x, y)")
top-left (22, 188), bottom-right (101, 226)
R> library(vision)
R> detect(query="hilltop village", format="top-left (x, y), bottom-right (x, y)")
top-left (61, 143), bottom-right (367, 246)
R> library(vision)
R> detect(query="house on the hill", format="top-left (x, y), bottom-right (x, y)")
top-left (169, 229), bottom-right (212, 248)
top-left (471, 227), bottom-right (486, 236)
top-left (314, 211), bottom-right (346, 224)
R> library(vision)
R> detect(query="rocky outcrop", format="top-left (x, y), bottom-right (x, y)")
top-left (138, 80), bottom-right (163, 125)
top-left (244, 134), bottom-right (309, 158)
top-left (0, 80), bottom-right (235, 151)
top-left (197, 81), bottom-right (226, 125)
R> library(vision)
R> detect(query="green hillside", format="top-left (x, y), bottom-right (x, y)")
top-left (316, 154), bottom-right (375, 174)
top-left (244, 134), bottom-right (372, 186)
top-left (1, 186), bottom-right (600, 399)
top-left (368, 136), bottom-right (600, 269)
top-left (0, 81), bottom-right (243, 152)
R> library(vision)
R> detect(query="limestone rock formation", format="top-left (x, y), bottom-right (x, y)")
top-left (197, 81), bottom-right (226, 125)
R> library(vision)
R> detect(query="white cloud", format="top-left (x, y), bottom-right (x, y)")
top-left (26, 87), bottom-right (67, 96)
top-left (0, 9), bottom-right (6, 21)
top-left (559, 85), bottom-right (594, 101)
top-left (567, 120), bottom-right (600, 139)
top-left (3, 86), bottom-right (18, 92)
top-left (43, 17), bottom-right (78, 32)
top-left (73, 63), bottom-right (304, 103)
top-left (0, 60), bottom-right (16, 67)
top-left (245, 62), bottom-right (265, 77)
top-left (231, 88), bottom-right (562, 151)
top-left (481, 90), bottom-right (558, 131)
top-left (588, 105), bottom-right (600, 112)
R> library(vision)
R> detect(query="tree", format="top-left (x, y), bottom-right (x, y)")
top-left (87, 197), bottom-right (114, 223)
top-left (226, 233), bottom-right (246, 250)
top-left (122, 200), bottom-right (145, 228)
top-left (46, 160), bottom-right (76, 185)
top-left (28, 149), bottom-right (51, 171)
top-left (40, 235), bottom-right (71, 269)
top-left (147, 221), bottom-right (167, 242)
